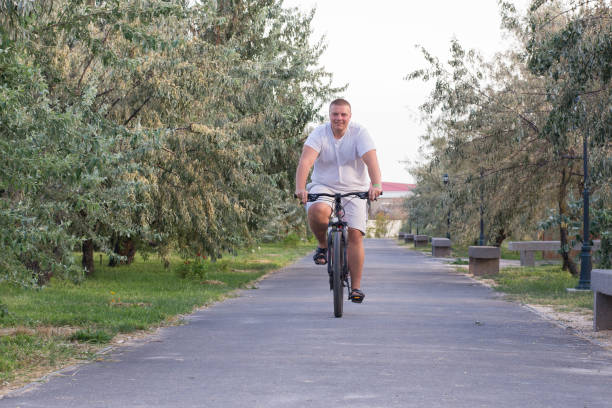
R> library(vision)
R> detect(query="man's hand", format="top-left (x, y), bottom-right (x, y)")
top-left (295, 188), bottom-right (308, 205)
top-left (369, 184), bottom-right (382, 201)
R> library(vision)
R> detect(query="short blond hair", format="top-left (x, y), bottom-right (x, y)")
top-left (329, 98), bottom-right (351, 111)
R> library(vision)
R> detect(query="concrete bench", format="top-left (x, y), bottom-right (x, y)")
top-left (431, 238), bottom-right (451, 257)
top-left (508, 240), bottom-right (601, 267)
top-left (468, 246), bottom-right (500, 276)
top-left (398, 232), bottom-right (406, 239)
top-left (414, 235), bottom-right (428, 247)
top-left (404, 234), bottom-right (414, 244)
top-left (593, 269), bottom-right (612, 331)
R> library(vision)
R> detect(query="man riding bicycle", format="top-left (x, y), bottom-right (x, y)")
top-left (295, 98), bottom-right (383, 303)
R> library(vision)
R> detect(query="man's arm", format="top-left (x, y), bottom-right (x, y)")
top-left (295, 145), bottom-right (319, 204)
top-left (362, 149), bottom-right (383, 201)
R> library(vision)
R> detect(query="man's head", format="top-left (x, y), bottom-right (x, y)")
top-left (329, 98), bottom-right (352, 136)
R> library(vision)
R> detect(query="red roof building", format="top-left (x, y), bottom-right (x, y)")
top-left (382, 182), bottom-right (416, 191)
top-left (369, 181), bottom-right (415, 219)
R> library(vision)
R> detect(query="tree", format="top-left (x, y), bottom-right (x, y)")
top-left (1, 0), bottom-right (340, 285)
top-left (406, 0), bottom-right (611, 275)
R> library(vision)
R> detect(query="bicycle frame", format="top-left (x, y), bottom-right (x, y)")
top-left (325, 194), bottom-right (350, 292)
top-left (306, 191), bottom-right (368, 317)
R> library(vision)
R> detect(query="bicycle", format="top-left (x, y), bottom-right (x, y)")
top-left (305, 191), bottom-right (370, 318)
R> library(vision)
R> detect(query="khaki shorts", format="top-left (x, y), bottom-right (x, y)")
top-left (306, 184), bottom-right (368, 234)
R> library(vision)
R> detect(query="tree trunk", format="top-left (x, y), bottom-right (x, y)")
top-left (109, 237), bottom-right (136, 266)
top-left (493, 228), bottom-right (508, 247)
top-left (82, 239), bottom-right (95, 276)
top-left (558, 168), bottom-right (579, 276)
top-left (25, 260), bottom-right (51, 285)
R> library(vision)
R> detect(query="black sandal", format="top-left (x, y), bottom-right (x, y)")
top-left (313, 247), bottom-right (327, 265)
top-left (350, 289), bottom-right (365, 303)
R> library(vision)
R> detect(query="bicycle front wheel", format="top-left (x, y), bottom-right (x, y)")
top-left (332, 230), bottom-right (344, 318)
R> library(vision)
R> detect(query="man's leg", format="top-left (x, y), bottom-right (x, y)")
top-left (347, 228), bottom-right (364, 289)
top-left (308, 202), bottom-right (332, 249)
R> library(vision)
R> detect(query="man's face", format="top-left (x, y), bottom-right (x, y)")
top-left (329, 104), bottom-right (351, 135)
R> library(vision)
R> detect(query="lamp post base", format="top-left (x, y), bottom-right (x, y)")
top-left (566, 288), bottom-right (592, 293)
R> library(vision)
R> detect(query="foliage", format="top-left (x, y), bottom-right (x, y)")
top-left (0, 27), bottom-right (141, 284)
top-left (1, 0), bottom-right (337, 284)
top-left (405, 0), bottom-right (611, 276)
top-left (406, 38), bottom-right (554, 246)
top-left (175, 254), bottom-right (226, 280)
top-left (371, 212), bottom-right (392, 238)
top-left (592, 207), bottom-right (612, 268)
top-left (540, 197), bottom-right (612, 268)
top-left (526, 0), bottom-right (612, 270)
top-left (69, 329), bottom-right (113, 344)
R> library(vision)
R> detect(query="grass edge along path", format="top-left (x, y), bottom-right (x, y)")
top-left (469, 264), bottom-right (593, 313)
top-left (0, 238), bottom-right (315, 396)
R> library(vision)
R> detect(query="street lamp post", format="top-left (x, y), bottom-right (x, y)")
top-left (443, 173), bottom-right (450, 239)
top-left (576, 130), bottom-right (591, 290)
top-left (479, 168), bottom-right (485, 246)
top-left (409, 201), bottom-right (414, 234)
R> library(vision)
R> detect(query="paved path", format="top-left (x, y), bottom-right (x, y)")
top-left (3, 239), bottom-right (612, 407)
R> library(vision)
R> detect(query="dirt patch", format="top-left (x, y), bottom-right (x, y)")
top-left (200, 280), bottom-right (225, 285)
top-left (0, 326), bottom-right (80, 338)
top-left (109, 302), bottom-right (152, 308)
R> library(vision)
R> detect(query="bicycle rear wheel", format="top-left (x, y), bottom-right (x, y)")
top-left (332, 230), bottom-right (344, 318)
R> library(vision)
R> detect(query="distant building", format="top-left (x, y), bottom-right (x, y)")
top-left (369, 182), bottom-right (415, 220)
top-left (366, 182), bottom-right (416, 238)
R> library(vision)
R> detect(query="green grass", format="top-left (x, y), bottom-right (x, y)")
top-left (0, 239), bottom-right (314, 388)
top-left (477, 265), bottom-right (593, 312)
top-left (69, 329), bottom-right (114, 344)
top-left (0, 332), bottom-right (95, 382)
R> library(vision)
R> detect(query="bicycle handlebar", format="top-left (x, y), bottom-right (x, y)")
top-left (293, 191), bottom-right (382, 202)
top-left (306, 192), bottom-right (369, 202)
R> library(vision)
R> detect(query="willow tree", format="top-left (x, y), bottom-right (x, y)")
top-left (135, 0), bottom-right (340, 260)
top-left (0, 0), bottom-right (161, 281)
top-left (406, 0), bottom-right (610, 274)
top-left (2, 0), bottom-right (339, 285)
top-left (407, 39), bottom-right (557, 248)
top-left (525, 0), bottom-right (612, 271)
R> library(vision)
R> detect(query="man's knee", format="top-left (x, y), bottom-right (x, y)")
top-left (348, 228), bottom-right (364, 245)
top-left (308, 203), bottom-right (332, 222)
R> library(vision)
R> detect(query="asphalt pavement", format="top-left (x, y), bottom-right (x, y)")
top-left (3, 239), bottom-right (612, 407)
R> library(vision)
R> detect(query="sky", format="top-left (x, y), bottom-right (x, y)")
top-left (282, 0), bottom-right (531, 184)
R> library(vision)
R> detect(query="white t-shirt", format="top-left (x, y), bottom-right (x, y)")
top-left (304, 121), bottom-right (376, 191)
